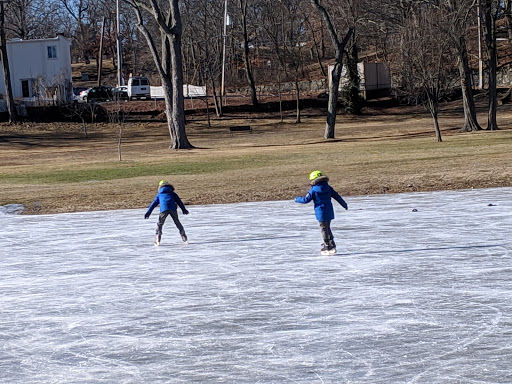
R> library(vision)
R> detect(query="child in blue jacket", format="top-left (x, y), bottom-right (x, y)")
top-left (295, 170), bottom-right (348, 254)
top-left (145, 180), bottom-right (189, 246)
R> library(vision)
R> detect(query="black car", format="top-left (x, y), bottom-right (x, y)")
top-left (84, 86), bottom-right (114, 103)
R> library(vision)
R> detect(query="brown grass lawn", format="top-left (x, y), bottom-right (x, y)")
top-left (1, 99), bottom-right (511, 214)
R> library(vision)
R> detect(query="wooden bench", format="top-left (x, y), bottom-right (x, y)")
top-left (229, 125), bottom-right (252, 135)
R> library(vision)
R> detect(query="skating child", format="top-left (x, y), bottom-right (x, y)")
top-left (145, 180), bottom-right (189, 246)
top-left (295, 170), bottom-right (348, 255)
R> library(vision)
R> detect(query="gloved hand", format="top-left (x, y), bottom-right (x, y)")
top-left (182, 209), bottom-right (189, 215)
top-left (144, 213), bottom-right (150, 219)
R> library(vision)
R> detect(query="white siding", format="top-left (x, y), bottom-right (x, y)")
top-left (328, 62), bottom-right (391, 97)
top-left (0, 36), bottom-right (72, 102)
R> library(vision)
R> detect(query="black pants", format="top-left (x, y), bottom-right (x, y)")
top-left (319, 221), bottom-right (336, 249)
top-left (156, 210), bottom-right (185, 236)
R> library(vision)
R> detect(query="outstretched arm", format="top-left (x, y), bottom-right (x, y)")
top-left (295, 192), bottom-right (313, 204)
top-left (331, 188), bottom-right (348, 210)
top-left (145, 196), bottom-right (159, 218)
top-left (174, 193), bottom-right (188, 214)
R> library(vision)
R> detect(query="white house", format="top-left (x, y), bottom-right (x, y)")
top-left (328, 62), bottom-right (391, 99)
top-left (0, 35), bottom-right (72, 104)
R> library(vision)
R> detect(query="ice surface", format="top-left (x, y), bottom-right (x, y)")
top-left (1, 187), bottom-right (511, 383)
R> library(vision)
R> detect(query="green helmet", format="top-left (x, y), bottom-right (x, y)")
top-left (309, 170), bottom-right (324, 181)
top-left (159, 179), bottom-right (170, 187)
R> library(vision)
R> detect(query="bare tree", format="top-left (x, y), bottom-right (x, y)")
top-left (261, 0), bottom-right (308, 123)
top-left (480, 0), bottom-right (499, 130)
top-left (106, 101), bottom-right (126, 161)
top-left (234, 0), bottom-right (258, 106)
top-left (4, 0), bottom-right (61, 39)
top-left (503, 0), bottom-right (512, 41)
top-left (125, 0), bottom-right (192, 149)
top-left (60, 0), bottom-right (92, 62)
top-left (61, 103), bottom-right (90, 138)
top-left (0, 0), bottom-right (17, 124)
top-left (361, 0), bottom-right (482, 133)
top-left (182, 0), bottom-right (224, 117)
top-left (304, 15), bottom-right (327, 77)
top-left (436, 0), bottom-right (482, 132)
top-left (122, 17), bottom-right (155, 79)
top-left (310, 0), bottom-right (354, 138)
top-left (398, 4), bottom-right (458, 142)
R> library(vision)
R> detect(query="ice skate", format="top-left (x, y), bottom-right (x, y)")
top-left (321, 242), bottom-right (336, 256)
top-left (154, 234), bottom-right (161, 246)
top-left (320, 244), bottom-right (330, 256)
top-left (181, 234), bottom-right (188, 244)
top-left (328, 240), bottom-right (336, 255)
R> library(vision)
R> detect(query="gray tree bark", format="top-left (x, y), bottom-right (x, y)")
top-left (310, 0), bottom-right (354, 139)
top-left (0, 1), bottom-right (17, 124)
top-left (427, 95), bottom-right (443, 142)
top-left (457, 35), bottom-right (482, 131)
top-left (238, 0), bottom-right (258, 106)
top-left (481, 0), bottom-right (499, 130)
top-left (126, 0), bottom-right (192, 149)
top-left (168, 0), bottom-right (190, 148)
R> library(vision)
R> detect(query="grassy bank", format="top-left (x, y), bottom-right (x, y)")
top-left (1, 110), bottom-right (511, 214)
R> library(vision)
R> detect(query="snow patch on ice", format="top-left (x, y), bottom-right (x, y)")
top-left (0, 204), bottom-right (24, 215)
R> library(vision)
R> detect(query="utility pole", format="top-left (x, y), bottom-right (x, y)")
top-left (0, 0), bottom-right (17, 123)
top-left (116, 0), bottom-right (123, 86)
top-left (97, 17), bottom-right (105, 87)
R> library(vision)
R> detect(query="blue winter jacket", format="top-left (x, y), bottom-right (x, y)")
top-left (295, 181), bottom-right (348, 222)
top-left (146, 185), bottom-right (186, 216)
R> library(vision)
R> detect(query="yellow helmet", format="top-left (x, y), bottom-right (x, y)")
top-left (158, 180), bottom-right (169, 187)
top-left (309, 170), bottom-right (324, 181)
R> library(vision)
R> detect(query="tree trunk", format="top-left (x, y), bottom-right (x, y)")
top-left (457, 36), bottom-right (481, 132)
top-left (129, 0), bottom-right (193, 149)
top-left (325, 62), bottom-right (341, 138)
top-left (239, 0), bottom-right (258, 106)
top-left (201, 72), bottom-right (212, 127)
top-left (218, 72), bottom-right (224, 117)
top-left (432, 111), bottom-right (443, 142)
top-left (117, 125), bottom-right (123, 161)
top-left (481, 0), bottom-right (499, 130)
top-left (310, 0), bottom-right (353, 139)
top-left (0, 2), bottom-right (17, 124)
top-left (276, 69), bottom-right (283, 122)
top-left (427, 92), bottom-right (442, 142)
top-left (209, 75), bottom-right (221, 117)
top-left (505, 0), bottom-right (512, 41)
top-left (161, 77), bottom-right (177, 145)
top-left (487, 53), bottom-right (499, 130)
top-left (295, 79), bottom-right (301, 123)
top-left (169, 0), bottom-right (192, 149)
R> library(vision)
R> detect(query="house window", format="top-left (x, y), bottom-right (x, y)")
top-left (47, 45), bottom-right (57, 59)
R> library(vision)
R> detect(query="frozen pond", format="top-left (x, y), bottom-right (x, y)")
top-left (1, 187), bottom-right (511, 383)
